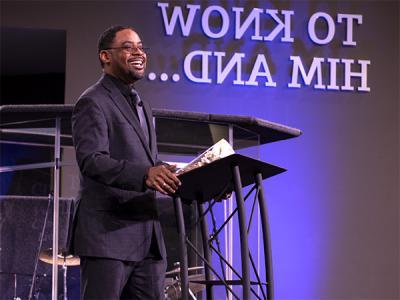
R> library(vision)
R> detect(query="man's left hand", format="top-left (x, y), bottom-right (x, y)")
top-left (145, 164), bottom-right (181, 195)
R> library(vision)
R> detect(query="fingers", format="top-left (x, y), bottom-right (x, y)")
top-left (165, 164), bottom-right (178, 172)
top-left (146, 165), bottom-right (182, 195)
top-left (215, 191), bottom-right (233, 201)
top-left (164, 164), bottom-right (181, 186)
top-left (155, 176), bottom-right (176, 194)
top-left (159, 174), bottom-right (178, 191)
top-left (146, 175), bottom-right (169, 195)
top-left (160, 165), bottom-right (182, 189)
top-left (223, 192), bottom-right (232, 199)
top-left (160, 171), bottom-right (181, 190)
top-left (152, 180), bottom-right (169, 195)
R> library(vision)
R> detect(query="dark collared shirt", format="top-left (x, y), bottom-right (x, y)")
top-left (104, 73), bottom-right (150, 147)
top-left (105, 73), bottom-right (142, 122)
top-left (105, 73), bottom-right (134, 105)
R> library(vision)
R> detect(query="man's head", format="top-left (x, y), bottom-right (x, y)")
top-left (98, 25), bottom-right (147, 84)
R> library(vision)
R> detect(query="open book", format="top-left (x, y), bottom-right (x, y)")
top-left (175, 139), bottom-right (235, 175)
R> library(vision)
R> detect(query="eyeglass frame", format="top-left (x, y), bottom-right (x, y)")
top-left (103, 46), bottom-right (150, 54)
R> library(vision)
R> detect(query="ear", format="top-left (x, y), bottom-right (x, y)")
top-left (99, 50), bottom-right (111, 65)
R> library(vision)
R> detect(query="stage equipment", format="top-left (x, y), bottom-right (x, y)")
top-left (28, 193), bottom-right (52, 300)
top-left (0, 195), bottom-right (75, 299)
top-left (165, 262), bottom-right (206, 300)
top-left (0, 105), bottom-right (301, 300)
top-left (173, 154), bottom-right (285, 299)
top-left (164, 274), bottom-right (206, 300)
top-left (166, 265), bottom-right (204, 276)
top-left (39, 248), bottom-right (80, 266)
top-left (39, 248), bottom-right (79, 300)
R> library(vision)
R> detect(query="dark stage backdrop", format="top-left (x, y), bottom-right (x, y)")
top-left (1, 1), bottom-right (399, 299)
top-left (0, 196), bottom-right (78, 299)
top-left (0, 27), bottom-right (66, 196)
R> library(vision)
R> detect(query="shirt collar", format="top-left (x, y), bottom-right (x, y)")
top-left (104, 73), bottom-right (134, 98)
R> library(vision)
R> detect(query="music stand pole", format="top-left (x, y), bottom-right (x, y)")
top-left (256, 173), bottom-right (274, 299)
top-left (197, 202), bottom-right (213, 299)
top-left (232, 165), bottom-right (250, 299)
top-left (173, 195), bottom-right (188, 300)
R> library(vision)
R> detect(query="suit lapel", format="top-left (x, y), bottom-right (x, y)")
top-left (100, 75), bottom-right (154, 164)
top-left (142, 100), bottom-right (157, 159)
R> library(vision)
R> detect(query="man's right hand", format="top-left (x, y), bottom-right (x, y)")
top-left (145, 164), bottom-right (181, 195)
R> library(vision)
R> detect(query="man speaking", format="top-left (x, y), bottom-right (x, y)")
top-left (71, 25), bottom-right (181, 299)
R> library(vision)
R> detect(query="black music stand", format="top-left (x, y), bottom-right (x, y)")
top-left (173, 154), bottom-right (285, 300)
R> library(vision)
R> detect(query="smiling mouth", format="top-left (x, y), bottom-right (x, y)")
top-left (129, 57), bottom-right (145, 69)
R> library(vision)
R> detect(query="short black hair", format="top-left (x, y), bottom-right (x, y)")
top-left (97, 25), bottom-right (135, 67)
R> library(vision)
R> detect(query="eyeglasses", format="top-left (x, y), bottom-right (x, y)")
top-left (104, 46), bottom-right (150, 54)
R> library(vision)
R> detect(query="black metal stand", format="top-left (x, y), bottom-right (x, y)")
top-left (172, 154), bottom-right (285, 300)
top-left (256, 173), bottom-right (274, 299)
top-left (197, 202), bottom-right (213, 300)
top-left (232, 164), bottom-right (250, 299)
top-left (173, 196), bottom-right (189, 300)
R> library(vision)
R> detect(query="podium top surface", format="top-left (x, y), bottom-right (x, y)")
top-left (177, 154), bottom-right (286, 202)
top-left (0, 104), bottom-right (301, 153)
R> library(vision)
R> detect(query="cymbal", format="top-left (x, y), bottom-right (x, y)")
top-left (39, 248), bottom-right (80, 266)
top-left (166, 265), bottom-right (203, 276)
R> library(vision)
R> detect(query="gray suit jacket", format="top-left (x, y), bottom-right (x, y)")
top-left (71, 74), bottom-right (166, 261)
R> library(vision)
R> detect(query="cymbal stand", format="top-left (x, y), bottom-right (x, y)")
top-left (62, 257), bottom-right (67, 300)
top-left (188, 287), bottom-right (196, 299)
top-left (13, 273), bottom-right (21, 300)
top-left (176, 262), bottom-right (199, 300)
top-left (28, 192), bottom-right (52, 300)
top-left (166, 262), bottom-right (197, 300)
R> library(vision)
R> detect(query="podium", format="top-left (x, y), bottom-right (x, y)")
top-left (1, 105), bottom-right (301, 299)
top-left (173, 154), bottom-right (285, 300)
